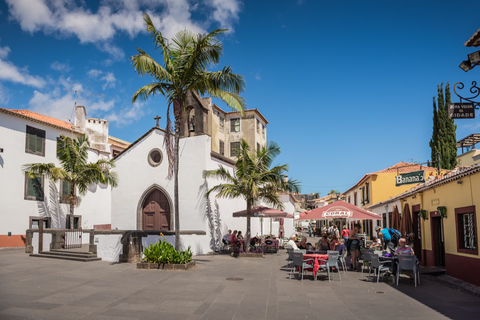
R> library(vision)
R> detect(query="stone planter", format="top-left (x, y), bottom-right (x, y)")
top-left (137, 261), bottom-right (196, 270)
top-left (236, 253), bottom-right (264, 258)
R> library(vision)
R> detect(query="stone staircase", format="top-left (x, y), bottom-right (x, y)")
top-left (30, 249), bottom-right (102, 262)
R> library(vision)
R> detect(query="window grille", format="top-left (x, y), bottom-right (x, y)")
top-left (463, 213), bottom-right (476, 250)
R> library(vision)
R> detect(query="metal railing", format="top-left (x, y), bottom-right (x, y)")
top-left (64, 228), bottom-right (83, 249)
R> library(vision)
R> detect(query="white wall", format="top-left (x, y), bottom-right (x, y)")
top-left (0, 113), bottom-right (112, 237)
top-left (370, 200), bottom-right (401, 228)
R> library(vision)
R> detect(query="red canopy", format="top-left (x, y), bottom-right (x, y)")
top-left (296, 200), bottom-right (381, 220)
top-left (233, 206), bottom-right (293, 218)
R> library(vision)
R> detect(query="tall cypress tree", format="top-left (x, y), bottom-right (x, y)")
top-left (436, 83), bottom-right (449, 169)
top-left (444, 82), bottom-right (457, 169)
top-left (429, 97), bottom-right (439, 167)
top-left (429, 83), bottom-right (457, 170)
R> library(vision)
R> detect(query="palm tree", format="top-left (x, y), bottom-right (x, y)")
top-left (203, 140), bottom-right (301, 249)
top-left (131, 13), bottom-right (246, 250)
top-left (23, 135), bottom-right (118, 226)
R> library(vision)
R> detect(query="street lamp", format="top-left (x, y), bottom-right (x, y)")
top-left (459, 49), bottom-right (480, 72)
top-left (335, 191), bottom-right (340, 202)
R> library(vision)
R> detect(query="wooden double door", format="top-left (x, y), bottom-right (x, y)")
top-left (142, 189), bottom-right (170, 230)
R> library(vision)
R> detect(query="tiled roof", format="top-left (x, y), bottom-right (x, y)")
top-left (108, 136), bottom-right (130, 149)
top-left (374, 162), bottom-right (439, 174)
top-left (465, 28), bottom-right (480, 47)
top-left (367, 163), bottom-right (480, 209)
top-left (1, 107), bottom-right (74, 131)
top-left (343, 162), bottom-right (447, 194)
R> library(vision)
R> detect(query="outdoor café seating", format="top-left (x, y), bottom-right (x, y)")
top-left (292, 252), bottom-right (315, 280)
top-left (397, 255), bottom-right (420, 287)
top-left (370, 253), bottom-right (392, 283)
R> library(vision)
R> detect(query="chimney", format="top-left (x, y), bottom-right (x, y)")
top-left (75, 105), bottom-right (86, 133)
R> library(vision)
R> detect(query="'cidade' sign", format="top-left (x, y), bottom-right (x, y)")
top-left (448, 103), bottom-right (475, 119)
top-left (322, 207), bottom-right (352, 218)
top-left (395, 170), bottom-right (425, 186)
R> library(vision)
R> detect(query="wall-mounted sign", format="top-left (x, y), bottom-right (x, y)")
top-left (322, 207), bottom-right (353, 218)
top-left (448, 103), bottom-right (475, 119)
top-left (395, 170), bottom-right (425, 186)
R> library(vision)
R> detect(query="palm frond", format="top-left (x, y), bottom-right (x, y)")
top-left (132, 82), bottom-right (170, 103)
top-left (130, 48), bottom-right (172, 82)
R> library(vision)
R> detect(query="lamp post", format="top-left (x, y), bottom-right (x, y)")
top-left (459, 49), bottom-right (480, 72)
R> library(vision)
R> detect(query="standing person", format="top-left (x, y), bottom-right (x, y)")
top-left (312, 226), bottom-right (316, 237)
top-left (348, 224), bottom-right (362, 271)
top-left (321, 224), bottom-right (327, 235)
top-left (375, 226), bottom-right (394, 252)
top-left (333, 225), bottom-right (340, 238)
top-left (308, 225), bottom-right (312, 237)
top-left (237, 231), bottom-right (244, 240)
top-left (230, 230), bottom-right (243, 251)
top-left (328, 224), bottom-right (334, 235)
top-left (342, 225), bottom-right (350, 242)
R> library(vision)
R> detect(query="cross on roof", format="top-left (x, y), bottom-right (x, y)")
top-left (154, 115), bottom-right (161, 128)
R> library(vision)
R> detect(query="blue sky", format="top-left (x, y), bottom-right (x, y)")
top-left (0, 0), bottom-right (479, 196)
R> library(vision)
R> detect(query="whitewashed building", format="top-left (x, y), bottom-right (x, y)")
top-left (1, 98), bottom-right (295, 256)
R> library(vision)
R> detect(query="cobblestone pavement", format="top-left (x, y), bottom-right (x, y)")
top-left (1, 247), bottom-right (479, 320)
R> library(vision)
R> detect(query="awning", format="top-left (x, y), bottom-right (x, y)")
top-left (233, 206), bottom-right (293, 218)
top-left (296, 200), bottom-right (381, 220)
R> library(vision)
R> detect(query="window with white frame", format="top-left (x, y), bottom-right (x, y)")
top-left (230, 118), bottom-right (240, 132)
top-left (219, 115), bottom-right (224, 132)
top-left (456, 206), bottom-right (477, 253)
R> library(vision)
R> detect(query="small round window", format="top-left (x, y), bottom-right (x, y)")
top-left (148, 148), bottom-right (163, 167)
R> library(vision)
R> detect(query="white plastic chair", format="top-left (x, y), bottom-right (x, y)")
top-left (370, 254), bottom-right (391, 283)
top-left (292, 252), bottom-right (314, 281)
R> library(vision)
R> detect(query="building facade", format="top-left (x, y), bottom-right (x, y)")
top-left (0, 106), bottom-right (129, 247)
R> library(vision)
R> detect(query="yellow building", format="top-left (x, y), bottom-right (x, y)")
top-left (343, 162), bottom-right (445, 235)
top-left (456, 133), bottom-right (480, 167)
top-left (375, 163), bottom-right (480, 286)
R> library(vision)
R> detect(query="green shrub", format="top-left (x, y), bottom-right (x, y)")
top-left (142, 239), bottom-right (192, 264)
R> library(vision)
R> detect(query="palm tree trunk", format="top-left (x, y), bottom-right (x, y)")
top-left (174, 117), bottom-right (181, 250)
top-left (69, 182), bottom-right (75, 229)
top-left (246, 200), bottom-right (251, 252)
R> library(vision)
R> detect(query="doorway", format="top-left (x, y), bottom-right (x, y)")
top-left (412, 206), bottom-right (422, 262)
top-left (142, 189), bottom-right (171, 231)
top-left (430, 215), bottom-right (445, 267)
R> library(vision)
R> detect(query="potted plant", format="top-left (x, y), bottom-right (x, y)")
top-left (138, 236), bottom-right (195, 270)
top-left (419, 209), bottom-right (428, 220)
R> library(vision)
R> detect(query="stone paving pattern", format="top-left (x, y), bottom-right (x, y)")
top-left (1, 248), bottom-right (480, 319)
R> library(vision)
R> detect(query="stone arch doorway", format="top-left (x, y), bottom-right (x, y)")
top-left (138, 186), bottom-right (172, 231)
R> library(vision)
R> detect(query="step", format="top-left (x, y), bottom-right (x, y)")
top-left (50, 249), bottom-right (95, 255)
top-left (30, 253), bottom-right (101, 262)
top-left (419, 266), bottom-right (447, 276)
top-left (39, 251), bottom-right (98, 258)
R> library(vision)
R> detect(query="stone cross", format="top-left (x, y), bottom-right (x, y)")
top-left (154, 115), bottom-right (161, 128)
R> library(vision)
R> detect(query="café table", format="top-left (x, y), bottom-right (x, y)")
top-left (302, 253), bottom-right (329, 276)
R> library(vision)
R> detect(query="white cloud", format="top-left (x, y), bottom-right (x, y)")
top-left (0, 83), bottom-right (10, 105)
top-left (88, 69), bottom-right (103, 78)
top-left (0, 58), bottom-right (46, 88)
top-left (28, 89), bottom-right (115, 122)
top-left (0, 45), bottom-right (11, 59)
top-left (101, 72), bottom-right (116, 90)
top-left (254, 69), bottom-right (261, 80)
top-left (50, 61), bottom-right (71, 72)
top-left (6, 0), bottom-right (243, 59)
top-left (107, 101), bottom-right (146, 126)
top-left (206, 0), bottom-right (241, 32)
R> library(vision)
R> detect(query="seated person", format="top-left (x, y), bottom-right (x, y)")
top-left (286, 234), bottom-right (299, 251)
top-left (237, 231), bottom-right (244, 240)
top-left (330, 235), bottom-right (340, 251)
top-left (298, 237), bottom-right (308, 250)
top-left (222, 229), bottom-right (232, 246)
top-left (317, 234), bottom-right (330, 252)
top-left (395, 238), bottom-right (414, 255)
top-left (335, 239), bottom-right (347, 255)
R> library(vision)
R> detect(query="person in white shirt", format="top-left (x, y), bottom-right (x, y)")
top-left (286, 234), bottom-right (299, 251)
top-left (222, 230), bottom-right (232, 246)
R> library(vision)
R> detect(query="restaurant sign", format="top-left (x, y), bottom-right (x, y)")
top-left (322, 207), bottom-right (353, 218)
top-left (448, 103), bottom-right (475, 119)
top-left (395, 170), bottom-right (425, 186)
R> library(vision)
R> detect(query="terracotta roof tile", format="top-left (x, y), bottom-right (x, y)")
top-left (465, 28), bottom-right (480, 47)
top-left (374, 162), bottom-right (440, 174)
top-left (5, 108), bottom-right (73, 130)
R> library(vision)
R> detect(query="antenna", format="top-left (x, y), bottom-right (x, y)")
top-left (64, 90), bottom-right (103, 124)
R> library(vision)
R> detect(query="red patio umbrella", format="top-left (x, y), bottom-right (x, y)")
top-left (400, 203), bottom-right (413, 237)
top-left (232, 206), bottom-right (292, 218)
top-left (296, 200), bottom-right (381, 220)
top-left (391, 204), bottom-right (401, 231)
